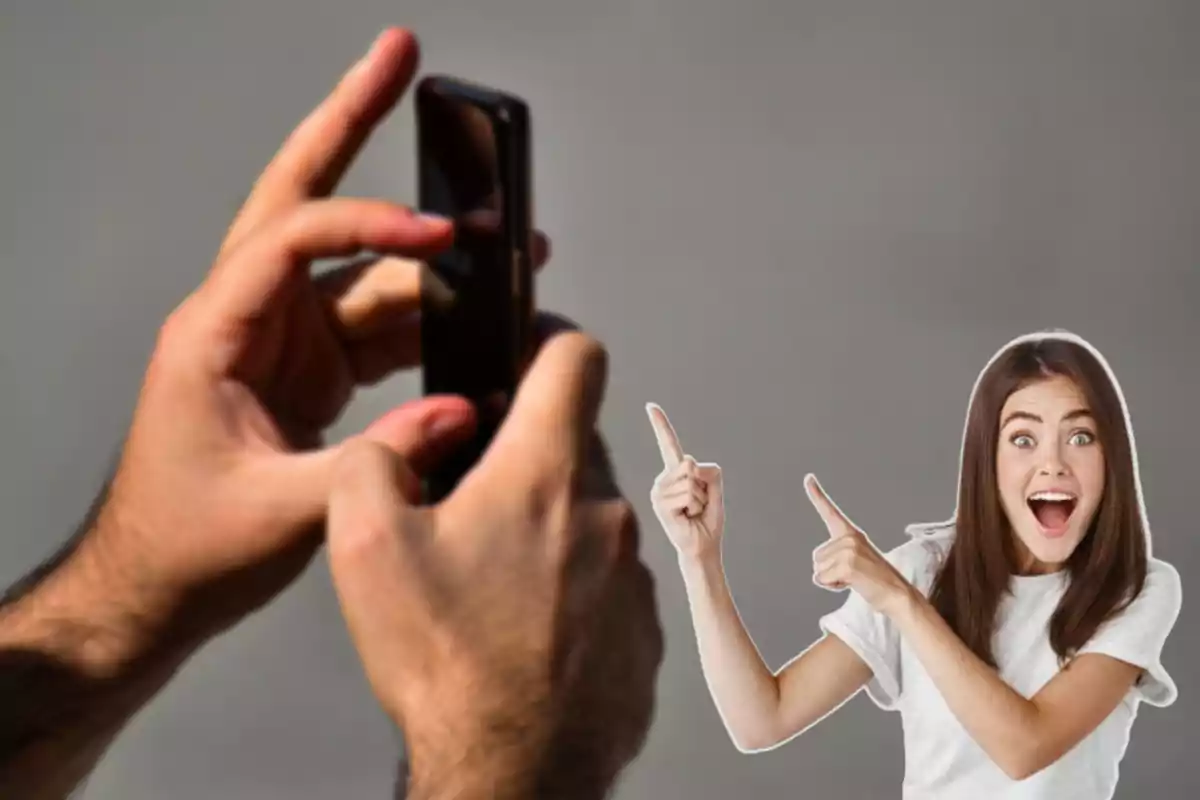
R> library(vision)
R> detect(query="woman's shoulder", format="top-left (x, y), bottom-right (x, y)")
top-left (1084, 556), bottom-right (1182, 640)
top-left (1145, 555), bottom-right (1181, 583)
top-left (1136, 556), bottom-right (1182, 610)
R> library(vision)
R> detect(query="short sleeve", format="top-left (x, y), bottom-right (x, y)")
top-left (1076, 558), bottom-right (1183, 707)
top-left (818, 535), bottom-right (945, 710)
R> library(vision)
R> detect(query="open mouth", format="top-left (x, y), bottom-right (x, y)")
top-left (1027, 491), bottom-right (1077, 536)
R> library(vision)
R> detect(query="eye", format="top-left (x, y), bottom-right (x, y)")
top-left (1009, 432), bottom-right (1036, 448)
top-left (1068, 430), bottom-right (1096, 446)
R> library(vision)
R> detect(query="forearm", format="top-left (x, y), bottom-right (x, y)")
top-left (0, 521), bottom-right (188, 799)
top-left (0, 651), bottom-right (152, 800)
top-left (678, 552), bottom-right (783, 751)
top-left (402, 714), bottom-right (609, 800)
top-left (888, 590), bottom-right (1043, 778)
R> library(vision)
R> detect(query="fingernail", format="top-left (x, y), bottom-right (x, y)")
top-left (425, 411), bottom-right (461, 437)
top-left (416, 212), bottom-right (450, 227)
top-left (349, 35), bottom-right (381, 74)
top-left (367, 29), bottom-right (390, 58)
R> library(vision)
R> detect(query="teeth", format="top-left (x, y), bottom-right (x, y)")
top-left (1029, 491), bottom-right (1075, 502)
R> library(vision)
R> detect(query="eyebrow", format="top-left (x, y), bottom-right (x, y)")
top-left (1001, 408), bottom-right (1093, 428)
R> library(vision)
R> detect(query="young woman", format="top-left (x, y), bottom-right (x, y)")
top-left (646, 330), bottom-right (1181, 799)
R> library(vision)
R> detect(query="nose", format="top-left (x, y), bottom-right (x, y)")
top-left (1038, 442), bottom-right (1070, 477)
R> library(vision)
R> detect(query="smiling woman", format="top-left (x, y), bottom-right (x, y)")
top-left (1002, 387), bottom-right (1101, 545)
top-left (647, 328), bottom-right (1182, 800)
top-left (930, 333), bottom-right (1154, 671)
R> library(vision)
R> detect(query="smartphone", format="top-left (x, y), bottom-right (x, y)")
top-left (415, 75), bottom-right (534, 503)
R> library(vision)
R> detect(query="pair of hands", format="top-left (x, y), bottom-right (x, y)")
top-left (646, 404), bottom-right (914, 615)
top-left (36, 27), bottom-right (660, 794)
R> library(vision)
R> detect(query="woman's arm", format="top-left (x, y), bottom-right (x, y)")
top-left (679, 551), bottom-right (872, 752)
top-left (645, 407), bottom-right (873, 753)
top-left (888, 590), bottom-right (1139, 780)
top-left (805, 475), bottom-right (1178, 782)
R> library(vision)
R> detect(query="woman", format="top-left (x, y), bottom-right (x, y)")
top-left (647, 330), bottom-right (1181, 799)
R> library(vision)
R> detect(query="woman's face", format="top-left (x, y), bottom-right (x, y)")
top-left (995, 374), bottom-right (1106, 573)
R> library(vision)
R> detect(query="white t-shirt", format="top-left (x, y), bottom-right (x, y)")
top-left (819, 523), bottom-right (1182, 800)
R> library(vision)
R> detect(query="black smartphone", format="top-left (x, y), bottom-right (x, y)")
top-left (415, 75), bottom-right (534, 503)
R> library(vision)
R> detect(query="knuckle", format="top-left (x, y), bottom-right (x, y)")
top-left (546, 327), bottom-right (607, 369)
top-left (330, 512), bottom-right (392, 562)
top-left (607, 497), bottom-right (637, 533)
top-left (599, 497), bottom-right (640, 557)
top-left (144, 300), bottom-right (202, 382)
top-left (328, 509), bottom-right (394, 563)
top-left (154, 298), bottom-right (200, 353)
top-left (324, 103), bottom-right (362, 151)
top-left (277, 202), bottom-right (317, 246)
top-left (331, 439), bottom-right (400, 497)
top-left (335, 437), bottom-right (391, 475)
top-left (526, 476), bottom-right (562, 525)
top-left (569, 332), bottom-right (609, 386)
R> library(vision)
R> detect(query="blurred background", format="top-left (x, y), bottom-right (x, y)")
top-left (2, 0), bottom-right (1197, 797)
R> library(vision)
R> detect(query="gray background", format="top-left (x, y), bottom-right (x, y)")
top-left (1, 0), bottom-right (1197, 797)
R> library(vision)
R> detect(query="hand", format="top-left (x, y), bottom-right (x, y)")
top-left (806, 474), bottom-right (914, 617)
top-left (327, 328), bottom-right (664, 800)
top-left (71, 28), bottom-right (553, 665)
top-left (646, 403), bottom-right (724, 560)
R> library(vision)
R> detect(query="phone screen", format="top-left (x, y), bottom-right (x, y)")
top-left (418, 85), bottom-right (527, 501)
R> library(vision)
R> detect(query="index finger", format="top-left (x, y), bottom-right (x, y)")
top-left (803, 474), bottom-right (854, 538)
top-left (645, 403), bottom-right (684, 468)
top-left (219, 27), bottom-right (420, 260)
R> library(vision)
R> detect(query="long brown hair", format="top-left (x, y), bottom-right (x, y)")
top-left (927, 333), bottom-right (1148, 668)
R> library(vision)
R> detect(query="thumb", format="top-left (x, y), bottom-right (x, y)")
top-left (324, 396), bottom-right (473, 658)
top-left (328, 438), bottom-right (415, 545)
top-left (358, 394), bottom-right (476, 501)
top-left (325, 437), bottom-right (427, 690)
top-left (264, 394), bottom-right (475, 527)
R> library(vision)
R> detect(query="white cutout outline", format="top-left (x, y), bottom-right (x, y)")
top-left (904, 328), bottom-right (1152, 557)
top-left (893, 328), bottom-right (1179, 796)
top-left (647, 328), bottom-right (1182, 773)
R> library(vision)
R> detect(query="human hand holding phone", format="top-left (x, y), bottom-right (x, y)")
top-left (329, 326), bottom-right (664, 799)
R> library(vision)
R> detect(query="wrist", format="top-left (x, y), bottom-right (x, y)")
top-left (399, 674), bottom-right (559, 800)
top-left (881, 580), bottom-right (925, 627)
top-left (0, 508), bottom-right (195, 800)
top-left (0, 509), bottom-right (192, 682)
top-left (404, 723), bottom-right (550, 800)
top-left (677, 547), bottom-right (722, 582)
